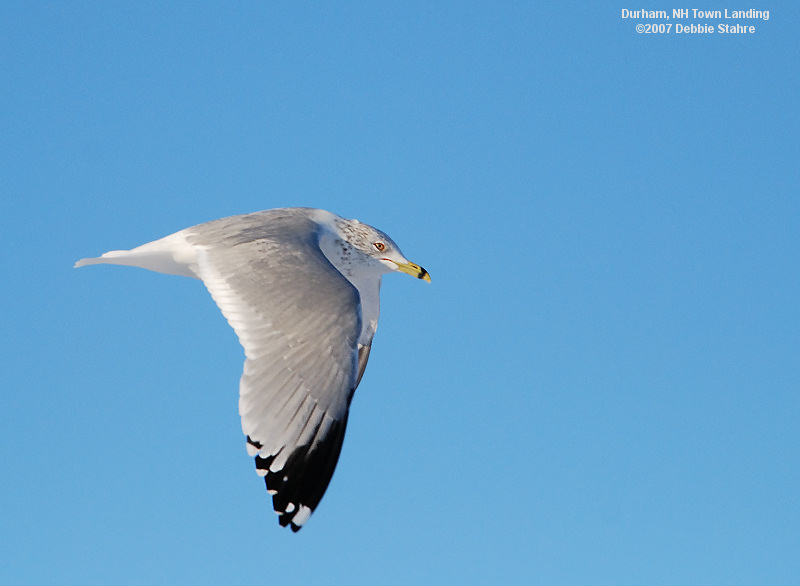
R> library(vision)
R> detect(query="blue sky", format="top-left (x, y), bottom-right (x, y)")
top-left (2, 2), bottom-right (799, 584)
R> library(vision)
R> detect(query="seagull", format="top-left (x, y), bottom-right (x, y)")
top-left (75, 207), bottom-right (430, 531)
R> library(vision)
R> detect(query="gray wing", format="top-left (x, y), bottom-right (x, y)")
top-left (187, 209), bottom-right (361, 531)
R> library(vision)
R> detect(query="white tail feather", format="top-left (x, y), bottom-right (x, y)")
top-left (74, 231), bottom-right (200, 278)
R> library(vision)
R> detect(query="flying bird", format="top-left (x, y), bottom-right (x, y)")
top-left (75, 207), bottom-right (430, 531)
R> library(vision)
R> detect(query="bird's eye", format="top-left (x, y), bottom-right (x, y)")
top-left (373, 242), bottom-right (386, 252)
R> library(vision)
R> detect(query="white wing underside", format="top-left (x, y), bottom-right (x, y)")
top-left (76, 209), bottom-right (380, 530)
top-left (194, 247), bottom-right (354, 472)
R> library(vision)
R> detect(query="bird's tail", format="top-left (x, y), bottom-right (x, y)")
top-left (74, 231), bottom-right (199, 278)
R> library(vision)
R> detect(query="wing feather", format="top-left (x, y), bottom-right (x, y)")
top-left (187, 209), bottom-right (362, 530)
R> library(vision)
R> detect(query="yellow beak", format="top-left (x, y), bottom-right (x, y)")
top-left (396, 261), bottom-right (431, 282)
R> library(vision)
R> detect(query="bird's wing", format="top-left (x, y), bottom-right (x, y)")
top-left (355, 343), bottom-right (372, 388)
top-left (187, 209), bottom-right (362, 531)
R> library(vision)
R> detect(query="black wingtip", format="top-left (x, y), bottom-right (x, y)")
top-left (256, 413), bottom-right (351, 533)
top-left (246, 435), bottom-right (263, 450)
